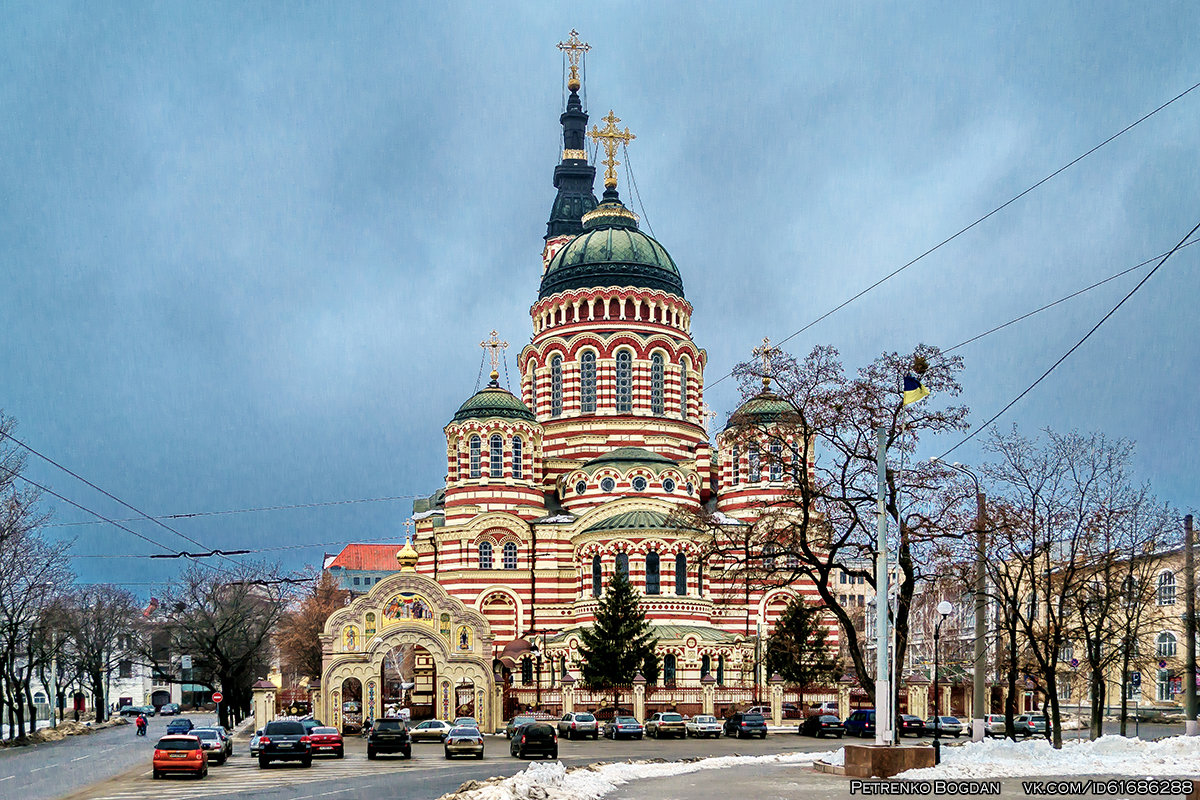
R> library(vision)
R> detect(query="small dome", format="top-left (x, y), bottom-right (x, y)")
top-left (582, 510), bottom-right (697, 534)
top-left (582, 446), bottom-right (678, 470)
top-left (724, 391), bottom-right (799, 431)
top-left (451, 383), bottom-right (536, 424)
top-left (395, 540), bottom-right (418, 571)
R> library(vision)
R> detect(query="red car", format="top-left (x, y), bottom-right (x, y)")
top-left (308, 726), bottom-right (345, 758)
top-left (152, 735), bottom-right (208, 779)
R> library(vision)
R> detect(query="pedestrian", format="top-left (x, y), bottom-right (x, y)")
top-left (135, 714), bottom-right (147, 736)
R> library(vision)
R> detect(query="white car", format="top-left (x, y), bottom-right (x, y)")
top-left (685, 714), bottom-right (722, 738)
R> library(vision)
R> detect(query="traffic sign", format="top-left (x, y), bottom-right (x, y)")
top-left (1130, 671), bottom-right (1141, 688)
top-left (1070, 658), bottom-right (1079, 668)
top-left (211, 691), bottom-right (223, 704)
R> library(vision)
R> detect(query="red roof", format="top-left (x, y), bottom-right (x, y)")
top-left (326, 544), bottom-right (403, 572)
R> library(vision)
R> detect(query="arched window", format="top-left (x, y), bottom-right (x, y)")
top-left (489, 434), bottom-right (503, 478)
top-left (700, 654), bottom-right (711, 677)
top-left (511, 436), bottom-right (523, 480)
top-left (580, 351), bottom-right (597, 413)
top-left (663, 654), bottom-right (677, 685)
top-left (651, 353), bottom-right (665, 415)
top-left (478, 541), bottom-right (493, 569)
top-left (646, 552), bottom-right (660, 595)
top-left (679, 360), bottom-right (689, 420)
top-left (615, 350), bottom-right (633, 413)
top-left (748, 446), bottom-right (760, 482)
top-left (550, 356), bottom-right (563, 417)
top-left (469, 435), bottom-right (481, 479)
top-left (616, 552), bottom-right (629, 579)
top-left (790, 442), bottom-right (800, 482)
top-left (1058, 641), bottom-right (1074, 662)
top-left (1158, 571), bottom-right (1176, 605)
top-left (769, 442), bottom-right (783, 481)
top-left (675, 553), bottom-right (687, 595)
top-left (1157, 631), bottom-right (1177, 658)
top-left (592, 555), bottom-right (602, 597)
top-left (762, 543), bottom-right (778, 572)
top-left (521, 656), bottom-right (533, 686)
top-left (731, 446), bottom-right (740, 486)
top-left (716, 655), bottom-right (725, 685)
top-left (502, 541), bottom-right (518, 570)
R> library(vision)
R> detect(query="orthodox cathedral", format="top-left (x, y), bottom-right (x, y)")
top-left (319, 33), bottom-right (821, 729)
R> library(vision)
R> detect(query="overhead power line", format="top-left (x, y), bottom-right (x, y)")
top-left (70, 534), bottom-right (405, 560)
top-left (703, 79), bottom-right (1200, 391)
top-left (46, 494), bottom-right (424, 528)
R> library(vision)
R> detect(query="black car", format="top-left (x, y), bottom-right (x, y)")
top-left (366, 718), bottom-right (412, 759)
top-left (165, 718), bottom-right (195, 735)
top-left (899, 715), bottom-right (925, 737)
top-left (723, 712), bottom-right (768, 739)
top-left (799, 714), bottom-right (844, 738)
top-left (510, 721), bottom-right (558, 759)
top-left (505, 715), bottom-right (537, 739)
top-left (258, 720), bottom-right (312, 768)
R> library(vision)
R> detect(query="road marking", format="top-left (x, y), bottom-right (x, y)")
top-left (71, 754), bottom-right (92, 761)
top-left (0, 775), bottom-right (14, 781)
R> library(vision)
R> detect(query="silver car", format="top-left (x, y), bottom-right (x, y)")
top-left (557, 712), bottom-right (598, 740)
top-left (1015, 713), bottom-right (1048, 736)
top-left (985, 714), bottom-right (1007, 737)
top-left (443, 726), bottom-right (484, 759)
top-left (924, 716), bottom-right (964, 737)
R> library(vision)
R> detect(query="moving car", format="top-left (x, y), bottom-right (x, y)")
top-left (152, 734), bottom-right (207, 779)
top-left (646, 712), bottom-right (687, 739)
top-left (299, 718), bottom-right (325, 734)
top-left (309, 726), bottom-right (344, 758)
top-left (685, 715), bottom-right (721, 738)
top-left (249, 729), bottom-right (264, 757)
top-left (505, 715), bottom-right (537, 739)
top-left (604, 716), bottom-right (645, 739)
top-left (924, 716), bottom-right (964, 737)
top-left (558, 712), bottom-right (599, 740)
top-left (165, 718), bottom-right (195, 735)
top-left (799, 714), bottom-right (844, 738)
top-left (899, 715), bottom-right (925, 737)
top-left (258, 719), bottom-right (312, 768)
top-left (443, 726), bottom-right (485, 759)
top-left (158, 703), bottom-right (180, 716)
top-left (410, 719), bottom-right (454, 742)
top-left (453, 717), bottom-right (479, 729)
top-left (191, 728), bottom-right (228, 765)
top-left (366, 718), bottom-right (412, 759)
top-left (1014, 714), bottom-right (1048, 737)
top-left (510, 721), bottom-right (557, 759)
top-left (843, 709), bottom-right (876, 738)
top-left (723, 712), bottom-right (768, 739)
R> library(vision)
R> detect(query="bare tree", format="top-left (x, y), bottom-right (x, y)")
top-left (276, 571), bottom-right (347, 684)
top-left (64, 585), bottom-right (141, 722)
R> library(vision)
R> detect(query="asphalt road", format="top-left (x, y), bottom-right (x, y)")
top-left (0, 712), bottom-right (219, 800)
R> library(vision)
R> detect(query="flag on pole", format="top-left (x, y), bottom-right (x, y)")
top-left (902, 374), bottom-right (930, 406)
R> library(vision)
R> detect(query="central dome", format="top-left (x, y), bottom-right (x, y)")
top-left (538, 189), bottom-right (684, 300)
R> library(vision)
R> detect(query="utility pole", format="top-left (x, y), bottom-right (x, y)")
top-left (973, 489), bottom-right (987, 740)
top-left (1185, 514), bottom-right (1196, 736)
top-left (874, 427), bottom-right (891, 746)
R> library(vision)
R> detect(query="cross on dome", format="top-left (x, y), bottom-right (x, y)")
top-left (480, 330), bottom-right (509, 382)
top-left (556, 29), bottom-right (590, 91)
top-left (589, 111), bottom-right (635, 190)
top-left (751, 337), bottom-right (781, 390)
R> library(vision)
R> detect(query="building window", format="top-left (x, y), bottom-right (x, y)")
top-left (701, 654), bottom-right (711, 677)
top-left (521, 657), bottom-right (533, 686)
top-left (550, 355), bottom-right (563, 417)
top-left (748, 446), bottom-right (760, 482)
top-left (478, 541), bottom-right (493, 569)
top-left (680, 361), bottom-right (689, 420)
top-left (616, 351), bottom-right (633, 413)
top-left (731, 446), bottom-right (740, 486)
top-left (512, 436), bottom-right (523, 479)
top-left (663, 654), bottom-right (676, 685)
top-left (502, 542), bottom-right (518, 570)
top-left (1059, 641), bottom-right (1074, 663)
top-left (769, 442), bottom-right (783, 481)
top-left (119, 660), bottom-right (133, 679)
top-left (763, 544), bottom-right (778, 572)
top-left (651, 353), bottom-right (665, 415)
top-left (489, 433), bottom-right (503, 477)
top-left (1157, 669), bottom-right (1172, 702)
top-left (469, 436), bottom-right (481, 478)
top-left (1059, 682), bottom-right (1072, 700)
top-left (662, 478), bottom-right (676, 493)
top-left (581, 351), bottom-right (597, 412)
top-left (632, 476), bottom-right (647, 492)
top-left (600, 476), bottom-right (615, 493)
top-left (353, 577), bottom-right (361, 586)
top-left (616, 552), bottom-right (629, 579)
top-left (1157, 632), bottom-right (1177, 658)
top-left (675, 553), bottom-right (687, 595)
top-left (1158, 571), bottom-right (1176, 605)
top-left (646, 552), bottom-right (660, 595)
top-left (716, 655), bottom-right (725, 685)
top-left (592, 555), bottom-right (602, 597)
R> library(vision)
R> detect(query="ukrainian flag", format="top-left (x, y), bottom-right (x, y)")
top-left (902, 374), bottom-right (930, 406)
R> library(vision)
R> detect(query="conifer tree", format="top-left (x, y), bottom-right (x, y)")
top-left (764, 597), bottom-right (840, 687)
top-left (579, 569), bottom-right (657, 710)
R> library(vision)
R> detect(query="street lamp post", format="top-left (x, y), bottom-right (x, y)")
top-left (933, 600), bottom-right (953, 765)
top-left (528, 631), bottom-right (548, 711)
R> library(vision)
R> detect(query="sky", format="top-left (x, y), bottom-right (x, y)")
top-left (2, 2), bottom-right (1197, 594)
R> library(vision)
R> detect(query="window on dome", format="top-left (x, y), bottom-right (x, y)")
top-left (469, 436), bottom-right (481, 479)
top-left (478, 541), bottom-right (493, 569)
top-left (616, 351), bottom-right (633, 413)
top-left (575, 480), bottom-right (587, 495)
top-left (731, 446), bottom-right (740, 486)
top-left (580, 352), bottom-right (597, 413)
top-left (616, 552), bottom-right (629, 579)
top-left (651, 354), bottom-right (665, 415)
top-left (489, 434), bottom-right (503, 478)
top-left (675, 554), bottom-right (687, 595)
top-left (769, 443), bottom-right (783, 481)
top-left (600, 476), bottom-right (615, 493)
top-left (748, 446), bottom-right (760, 482)
top-left (502, 542), bottom-right (518, 570)
top-left (662, 478), bottom-right (676, 493)
top-left (550, 356), bottom-right (563, 417)
top-left (512, 436), bottom-right (523, 480)
top-left (646, 552), bottom-right (660, 595)
top-left (632, 476), bottom-right (647, 492)
top-left (592, 555), bottom-right (602, 597)
top-left (679, 360), bottom-right (689, 420)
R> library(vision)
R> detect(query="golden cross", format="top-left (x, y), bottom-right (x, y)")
top-left (701, 403), bottom-right (718, 434)
top-left (557, 29), bottom-right (590, 90)
top-left (480, 330), bottom-right (509, 376)
top-left (589, 111), bottom-right (635, 189)
top-left (404, 517), bottom-right (414, 543)
top-left (751, 337), bottom-right (780, 390)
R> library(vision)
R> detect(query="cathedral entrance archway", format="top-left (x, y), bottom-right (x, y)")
top-left (340, 677), bottom-right (363, 733)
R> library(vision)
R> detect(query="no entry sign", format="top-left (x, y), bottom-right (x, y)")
top-left (211, 691), bottom-right (223, 704)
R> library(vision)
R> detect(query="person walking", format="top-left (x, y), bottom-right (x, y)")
top-left (135, 714), bottom-right (147, 736)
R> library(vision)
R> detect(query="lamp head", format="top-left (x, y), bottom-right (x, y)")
top-left (936, 600), bottom-right (953, 616)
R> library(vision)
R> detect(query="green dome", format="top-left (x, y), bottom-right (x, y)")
top-left (724, 391), bottom-right (798, 431)
top-left (538, 190), bottom-right (684, 300)
top-left (582, 510), bottom-right (697, 534)
top-left (451, 384), bottom-right (536, 423)
top-left (582, 447), bottom-right (678, 474)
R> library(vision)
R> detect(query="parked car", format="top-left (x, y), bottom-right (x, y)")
top-left (152, 735), bottom-right (207, 779)
top-left (119, 704), bottom-right (144, 717)
top-left (366, 718), bottom-right (412, 759)
top-left (899, 715), bottom-right (926, 737)
top-left (984, 714), bottom-right (1007, 737)
top-left (799, 714), bottom-right (844, 738)
top-left (258, 719), bottom-right (312, 768)
top-left (444, 726), bottom-right (485, 759)
top-left (745, 706), bottom-right (771, 716)
top-left (685, 714), bottom-right (721, 738)
top-left (158, 703), bottom-right (180, 716)
top-left (453, 717), bottom-right (479, 729)
top-left (843, 709), bottom-right (876, 738)
top-left (924, 716), bottom-right (964, 737)
top-left (410, 719), bottom-right (454, 742)
top-left (309, 726), bottom-right (344, 758)
top-left (299, 718), bottom-right (324, 734)
top-left (166, 718), bottom-right (195, 735)
top-left (505, 715), bottom-right (537, 739)
top-left (510, 721), bottom-right (558, 759)
top-left (723, 712), bottom-right (768, 739)
top-left (557, 712), bottom-right (599, 740)
top-left (249, 729), bottom-right (264, 757)
top-left (191, 728), bottom-right (228, 765)
top-left (645, 712), bottom-right (687, 739)
top-left (811, 701), bottom-right (839, 716)
top-left (603, 716), bottom-right (645, 739)
top-left (1014, 714), bottom-right (1048, 737)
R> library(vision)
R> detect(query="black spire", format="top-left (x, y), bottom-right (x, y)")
top-left (545, 86), bottom-right (598, 241)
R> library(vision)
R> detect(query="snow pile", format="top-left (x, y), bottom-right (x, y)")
top-left (900, 735), bottom-right (1200, 779)
top-left (437, 751), bottom-right (831, 800)
top-left (823, 747), bottom-right (846, 767)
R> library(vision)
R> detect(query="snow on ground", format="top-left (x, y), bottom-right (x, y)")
top-left (899, 735), bottom-right (1200, 779)
top-left (437, 750), bottom-right (833, 800)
